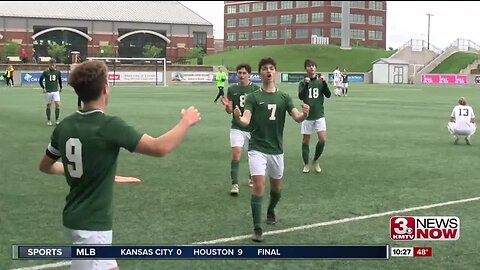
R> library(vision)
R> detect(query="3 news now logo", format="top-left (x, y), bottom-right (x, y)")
top-left (390, 216), bottom-right (460, 240)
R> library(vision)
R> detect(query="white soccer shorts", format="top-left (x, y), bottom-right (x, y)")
top-left (230, 128), bottom-right (251, 148)
top-left (248, 150), bottom-right (284, 179)
top-left (69, 229), bottom-right (118, 270)
top-left (342, 82), bottom-right (349, 89)
top-left (447, 122), bottom-right (476, 136)
top-left (301, 118), bottom-right (326, 134)
top-left (45, 92), bottom-right (60, 104)
top-left (334, 80), bottom-right (342, 88)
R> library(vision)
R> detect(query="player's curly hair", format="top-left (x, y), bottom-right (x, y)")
top-left (236, 63), bottom-right (252, 73)
top-left (258, 57), bottom-right (276, 73)
top-left (69, 61), bottom-right (108, 103)
top-left (458, 97), bottom-right (467, 105)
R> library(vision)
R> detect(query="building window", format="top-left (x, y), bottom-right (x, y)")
top-left (312, 1), bottom-right (324, 6)
top-left (296, 1), bottom-right (308, 8)
top-left (369, 30), bottom-right (383, 40)
top-left (227, 19), bottom-right (236, 28)
top-left (350, 1), bottom-right (365, 8)
top-left (369, 15), bottom-right (383, 25)
top-left (252, 2), bottom-right (263, 11)
top-left (350, 14), bottom-right (365, 24)
top-left (239, 32), bottom-right (249, 40)
top-left (296, 29), bottom-right (308, 38)
top-left (239, 18), bottom-right (249, 26)
top-left (331, 1), bottom-right (342, 6)
top-left (265, 30), bottom-right (277, 39)
top-left (252, 31), bottom-right (263, 40)
top-left (266, 1), bottom-right (277, 10)
top-left (280, 14), bottom-right (293, 24)
top-left (280, 29), bottom-right (292, 39)
top-left (331, 12), bottom-right (342, 22)
top-left (350, 29), bottom-right (365, 39)
top-left (239, 4), bottom-right (250, 12)
top-left (266, 16), bottom-right (277, 25)
top-left (312, 28), bottom-right (324, 37)
top-left (193, 32), bottom-right (207, 52)
top-left (227, 5), bottom-right (236, 14)
top-left (369, 1), bottom-right (383, 10)
top-left (281, 1), bottom-right (293, 9)
top-left (331, 28), bottom-right (341, 37)
top-left (226, 32), bottom-right (236, 41)
top-left (312, 12), bottom-right (324, 22)
top-left (296, 13), bottom-right (308, 23)
top-left (252, 17), bottom-right (263, 26)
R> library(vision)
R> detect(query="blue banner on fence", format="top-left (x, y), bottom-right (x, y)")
top-left (228, 72), bottom-right (262, 84)
top-left (327, 73), bottom-right (365, 83)
top-left (21, 72), bottom-right (69, 85)
top-left (14, 245), bottom-right (389, 260)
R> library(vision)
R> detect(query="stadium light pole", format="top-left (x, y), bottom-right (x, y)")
top-left (426, 13), bottom-right (434, 50)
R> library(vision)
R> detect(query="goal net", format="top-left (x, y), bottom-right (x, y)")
top-left (85, 57), bottom-right (168, 86)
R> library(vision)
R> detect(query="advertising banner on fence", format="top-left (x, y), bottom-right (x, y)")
top-left (171, 72), bottom-right (214, 83)
top-left (327, 73), bottom-right (365, 83)
top-left (228, 72), bottom-right (262, 84)
top-left (282, 73), bottom-right (365, 83)
top-left (21, 72), bottom-right (69, 85)
top-left (421, 74), bottom-right (467, 84)
top-left (108, 71), bottom-right (163, 83)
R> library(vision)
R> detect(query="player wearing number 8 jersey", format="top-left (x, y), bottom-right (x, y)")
top-left (38, 60), bottom-right (201, 270)
top-left (298, 59), bottom-right (331, 173)
top-left (448, 97), bottom-right (476, 145)
top-left (40, 59), bottom-right (63, 126)
top-left (234, 57), bottom-right (309, 242)
top-left (222, 64), bottom-right (260, 195)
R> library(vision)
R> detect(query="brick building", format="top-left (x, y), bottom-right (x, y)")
top-left (224, 1), bottom-right (386, 49)
top-left (0, 1), bottom-right (214, 62)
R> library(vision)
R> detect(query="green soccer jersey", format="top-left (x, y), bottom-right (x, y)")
top-left (298, 76), bottom-right (331, 120)
top-left (40, 69), bottom-right (62, 92)
top-left (244, 89), bottom-right (295, 155)
top-left (227, 82), bottom-right (261, 131)
top-left (216, 71), bottom-right (228, 87)
top-left (46, 110), bottom-right (143, 231)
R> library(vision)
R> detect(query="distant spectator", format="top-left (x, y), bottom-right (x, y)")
top-left (20, 48), bottom-right (28, 63)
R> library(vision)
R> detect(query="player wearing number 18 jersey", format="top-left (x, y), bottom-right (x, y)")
top-left (222, 64), bottom-right (260, 195)
top-left (298, 59), bottom-right (331, 173)
top-left (38, 60), bottom-right (201, 270)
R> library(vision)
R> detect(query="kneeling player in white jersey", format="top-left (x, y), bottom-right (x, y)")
top-left (448, 97), bottom-right (476, 145)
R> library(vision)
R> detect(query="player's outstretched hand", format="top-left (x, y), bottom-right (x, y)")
top-left (304, 77), bottom-right (310, 83)
top-left (221, 96), bottom-right (232, 110)
top-left (233, 105), bottom-right (242, 118)
top-left (181, 106), bottom-right (201, 127)
top-left (302, 103), bottom-right (310, 117)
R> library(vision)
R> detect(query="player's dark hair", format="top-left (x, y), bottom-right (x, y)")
top-left (68, 60), bottom-right (108, 103)
top-left (304, 59), bottom-right (316, 69)
top-left (236, 63), bottom-right (251, 73)
top-left (258, 57), bottom-right (276, 73)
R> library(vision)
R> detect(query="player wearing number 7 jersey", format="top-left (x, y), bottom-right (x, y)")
top-left (38, 60), bottom-right (201, 270)
top-left (448, 97), bottom-right (476, 145)
top-left (298, 59), bottom-right (331, 173)
top-left (221, 63), bottom-right (260, 195)
top-left (234, 57), bottom-right (309, 242)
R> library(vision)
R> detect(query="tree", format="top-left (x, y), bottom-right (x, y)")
top-left (2, 41), bottom-right (21, 60)
top-left (48, 44), bottom-right (68, 63)
top-left (186, 47), bottom-right (205, 60)
top-left (142, 44), bottom-right (163, 58)
top-left (98, 45), bottom-right (115, 57)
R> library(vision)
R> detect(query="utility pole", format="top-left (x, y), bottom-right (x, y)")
top-left (426, 13), bottom-right (434, 50)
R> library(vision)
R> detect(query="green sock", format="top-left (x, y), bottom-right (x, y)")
top-left (230, 160), bottom-right (240, 184)
top-left (46, 108), bottom-right (51, 121)
top-left (55, 108), bottom-right (60, 121)
top-left (313, 141), bottom-right (325, 161)
top-left (251, 195), bottom-right (263, 229)
top-left (302, 142), bottom-right (309, 164)
top-left (267, 190), bottom-right (281, 214)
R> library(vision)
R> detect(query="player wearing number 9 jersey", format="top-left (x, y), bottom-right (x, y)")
top-left (38, 60), bottom-right (201, 270)
top-left (234, 57), bottom-right (309, 242)
top-left (222, 63), bottom-right (260, 195)
top-left (448, 97), bottom-right (476, 145)
top-left (298, 59), bottom-right (331, 174)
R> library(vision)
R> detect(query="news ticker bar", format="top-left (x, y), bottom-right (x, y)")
top-left (12, 245), bottom-right (432, 260)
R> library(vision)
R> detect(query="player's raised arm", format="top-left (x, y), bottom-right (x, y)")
top-left (38, 128), bottom-right (64, 175)
top-left (234, 106), bottom-right (251, 127)
top-left (221, 95), bottom-right (233, 114)
top-left (290, 103), bottom-right (309, 123)
top-left (298, 77), bottom-right (309, 101)
top-left (135, 106), bottom-right (201, 157)
top-left (321, 77), bottom-right (332, 98)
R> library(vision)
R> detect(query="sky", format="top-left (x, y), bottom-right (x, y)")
top-left (179, 1), bottom-right (480, 50)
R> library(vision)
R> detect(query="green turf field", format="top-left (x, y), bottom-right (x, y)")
top-left (1, 83), bottom-right (479, 270)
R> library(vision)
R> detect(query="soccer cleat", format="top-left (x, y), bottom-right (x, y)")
top-left (47, 121), bottom-right (53, 126)
top-left (312, 160), bottom-right (322, 173)
top-left (267, 211), bottom-right (276, 225)
top-left (302, 164), bottom-right (310, 173)
top-left (55, 120), bottom-right (60, 125)
top-left (248, 179), bottom-right (253, 188)
top-left (453, 136), bottom-right (459, 145)
top-left (252, 228), bottom-right (264, 242)
top-left (230, 184), bottom-right (239, 195)
top-left (465, 136), bottom-right (471, 145)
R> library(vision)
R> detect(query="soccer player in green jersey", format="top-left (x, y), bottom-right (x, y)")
top-left (40, 59), bottom-right (63, 126)
top-left (214, 66), bottom-right (228, 103)
top-left (234, 57), bottom-right (310, 242)
top-left (298, 59), bottom-right (331, 173)
top-left (38, 60), bottom-right (201, 270)
top-left (221, 63), bottom-right (260, 195)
